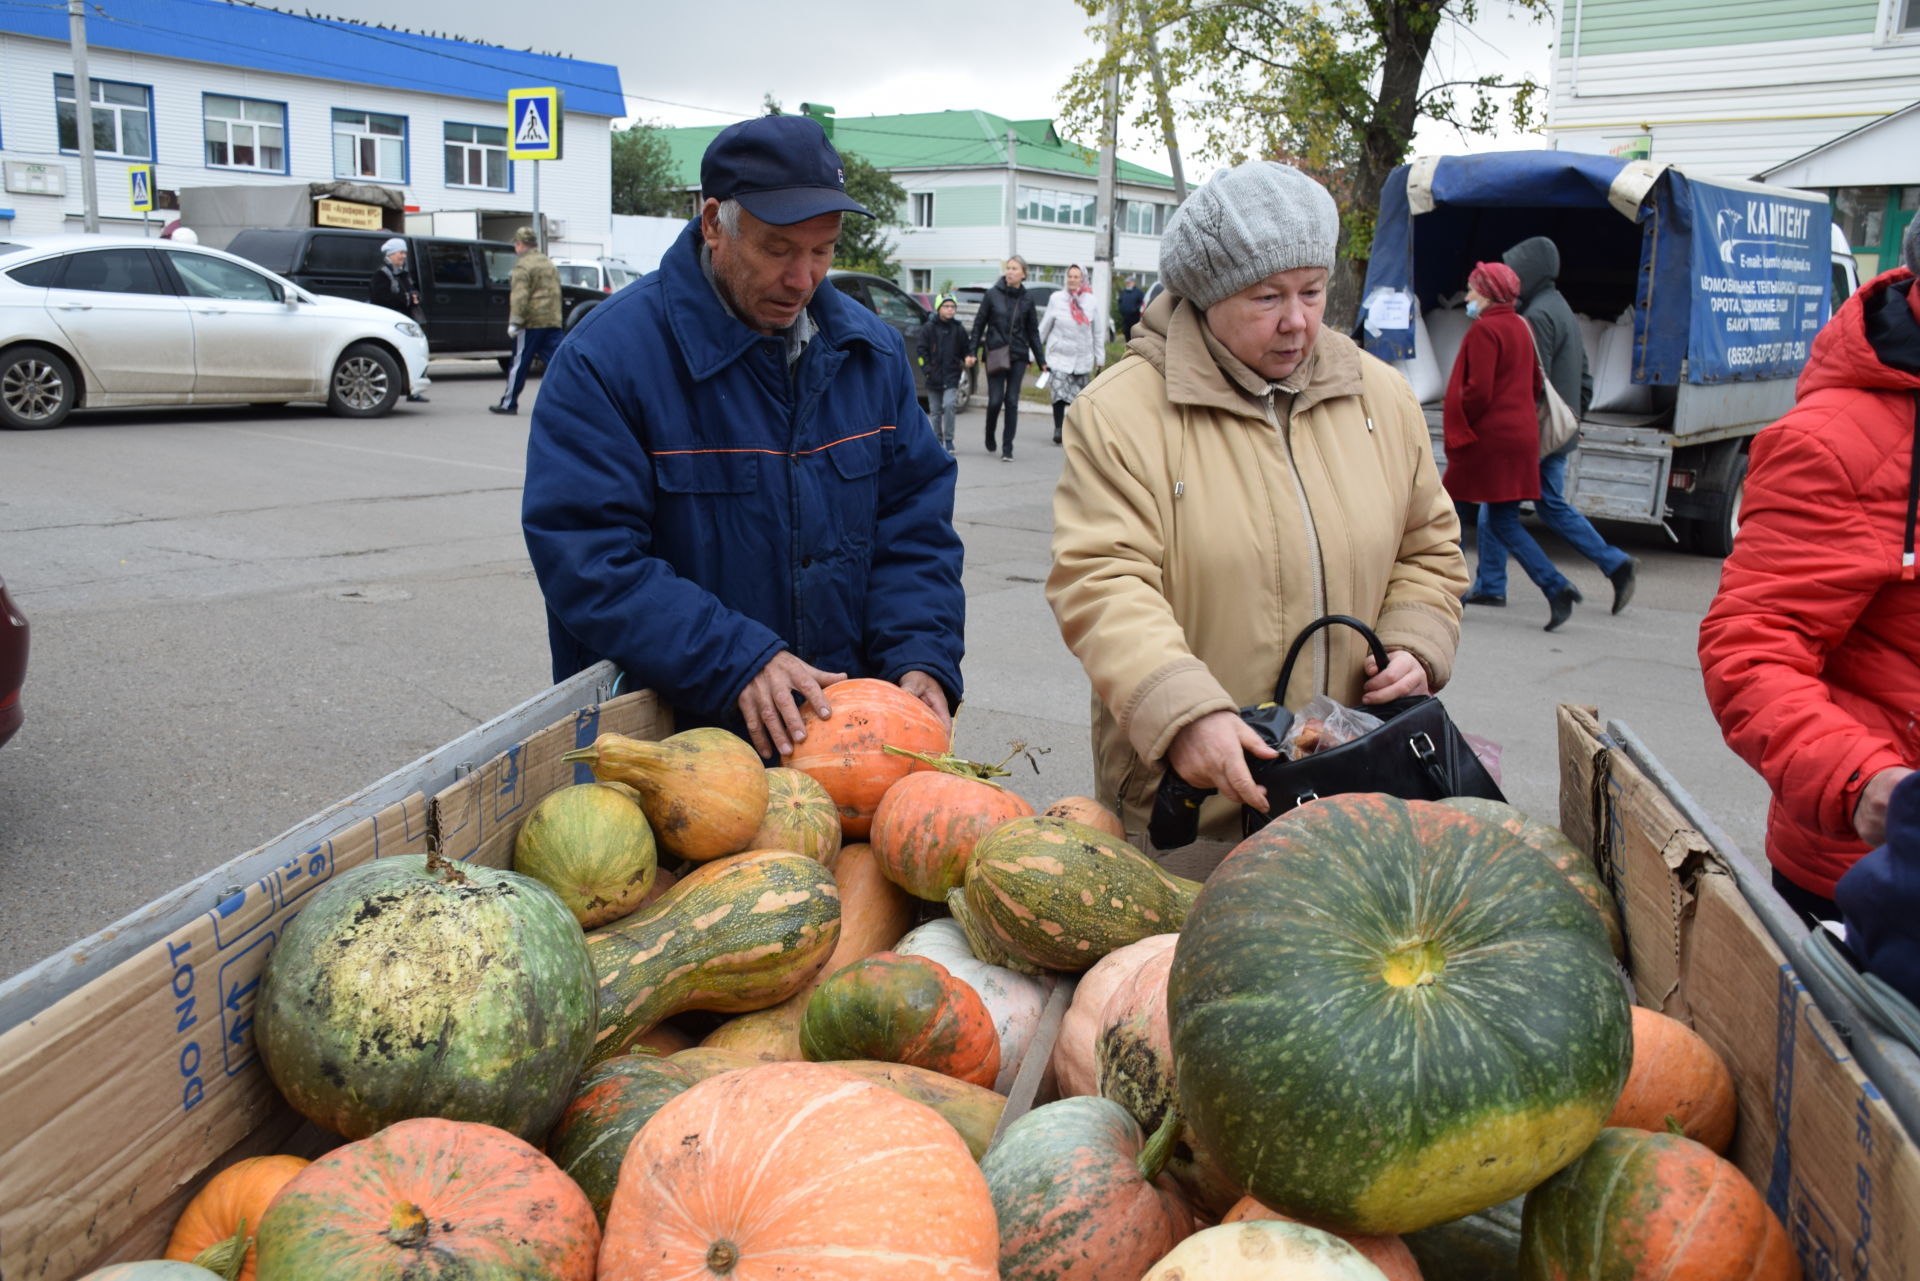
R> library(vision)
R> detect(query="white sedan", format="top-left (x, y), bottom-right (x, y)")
top-left (0, 234), bottom-right (431, 430)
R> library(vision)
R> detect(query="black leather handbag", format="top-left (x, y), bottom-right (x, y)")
top-left (1148, 615), bottom-right (1506, 849)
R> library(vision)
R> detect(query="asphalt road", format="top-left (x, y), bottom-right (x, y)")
top-left (0, 364), bottom-right (1772, 983)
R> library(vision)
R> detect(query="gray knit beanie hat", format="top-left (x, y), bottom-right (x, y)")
top-left (1159, 161), bottom-right (1339, 309)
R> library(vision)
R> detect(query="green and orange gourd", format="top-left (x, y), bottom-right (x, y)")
top-left (800, 951), bottom-right (1001, 1087)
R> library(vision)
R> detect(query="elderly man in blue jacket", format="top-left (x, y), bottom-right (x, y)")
top-left (522, 115), bottom-right (964, 757)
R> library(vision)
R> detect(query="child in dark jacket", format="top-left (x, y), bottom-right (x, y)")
top-left (916, 295), bottom-right (972, 453)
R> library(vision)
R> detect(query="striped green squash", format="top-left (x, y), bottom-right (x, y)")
top-left (1170, 794), bottom-right (1632, 1236)
top-left (546, 1054), bottom-right (698, 1224)
top-left (585, 849), bottom-right (841, 1063)
top-left (947, 816), bottom-right (1201, 974)
top-left (1438, 796), bottom-right (1625, 961)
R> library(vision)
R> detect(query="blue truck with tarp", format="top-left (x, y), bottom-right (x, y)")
top-left (1358, 150), bottom-right (1856, 555)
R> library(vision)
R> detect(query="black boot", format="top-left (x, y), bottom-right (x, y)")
top-left (1545, 584), bottom-right (1583, 632)
top-left (1608, 557), bottom-right (1639, 614)
top-left (1052, 402), bottom-right (1066, 445)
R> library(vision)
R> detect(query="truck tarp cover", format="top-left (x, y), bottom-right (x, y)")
top-left (1360, 151), bottom-right (1832, 384)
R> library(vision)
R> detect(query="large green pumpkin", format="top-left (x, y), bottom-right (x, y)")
top-left (257, 853), bottom-right (597, 1144)
top-left (1169, 794), bottom-right (1631, 1236)
top-left (546, 1054), bottom-right (697, 1224)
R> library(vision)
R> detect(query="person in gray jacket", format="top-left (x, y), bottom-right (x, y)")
top-left (1463, 235), bottom-right (1638, 615)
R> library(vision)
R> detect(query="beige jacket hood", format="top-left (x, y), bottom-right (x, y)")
top-left (1046, 290), bottom-right (1467, 842)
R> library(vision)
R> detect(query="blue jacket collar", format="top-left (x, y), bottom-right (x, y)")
top-left (658, 219), bottom-right (876, 381)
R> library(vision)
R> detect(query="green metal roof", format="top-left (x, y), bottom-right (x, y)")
top-left (655, 110), bottom-right (1175, 190)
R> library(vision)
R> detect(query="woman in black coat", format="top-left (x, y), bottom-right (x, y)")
top-left (969, 255), bottom-right (1047, 461)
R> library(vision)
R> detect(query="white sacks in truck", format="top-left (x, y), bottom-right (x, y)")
top-left (1589, 310), bottom-right (1653, 415)
top-left (1393, 307), bottom-right (1445, 405)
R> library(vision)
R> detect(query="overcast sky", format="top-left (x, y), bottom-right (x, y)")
top-left (308, 0), bottom-right (1558, 178)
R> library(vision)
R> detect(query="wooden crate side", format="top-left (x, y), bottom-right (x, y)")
top-left (0, 797), bottom-right (424, 1281)
top-left (1568, 707), bottom-right (1920, 1278)
top-left (433, 690), bottom-right (669, 870)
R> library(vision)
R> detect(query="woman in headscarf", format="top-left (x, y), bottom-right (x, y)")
top-left (1443, 261), bottom-right (1580, 632)
top-left (1047, 161), bottom-right (1467, 849)
top-left (1038, 264), bottom-right (1104, 445)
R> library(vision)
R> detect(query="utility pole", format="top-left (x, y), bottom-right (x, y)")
top-left (68, 0), bottom-right (99, 233)
top-left (1005, 128), bottom-right (1019, 261)
top-left (1092, 0), bottom-right (1123, 328)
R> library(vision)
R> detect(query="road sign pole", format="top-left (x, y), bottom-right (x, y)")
top-left (532, 160), bottom-right (542, 254)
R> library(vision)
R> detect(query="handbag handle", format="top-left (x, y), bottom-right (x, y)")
top-left (1273, 615), bottom-right (1392, 704)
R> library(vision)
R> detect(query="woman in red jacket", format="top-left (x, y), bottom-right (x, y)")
top-left (1699, 240), bottom-right (1920, 921)
top-left (1443, 262), bottom-right (1582, 631)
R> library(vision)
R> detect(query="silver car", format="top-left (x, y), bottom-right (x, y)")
top-left (0, 234), bottom-right (431, 430)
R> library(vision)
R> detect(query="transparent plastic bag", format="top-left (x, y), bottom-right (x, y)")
top-left (1281, 694), bottom-right (1385, 761)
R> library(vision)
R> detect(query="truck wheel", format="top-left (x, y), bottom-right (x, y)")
top-left (0, 344), bottom-right (77, 430)
top-left (327, 342), bottom-right (402, 418)
top-left (1683, 452), bottom-right (1748, 558)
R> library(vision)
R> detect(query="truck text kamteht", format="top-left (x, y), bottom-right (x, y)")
top-left (1359, 151), bottom-right (1858, 556)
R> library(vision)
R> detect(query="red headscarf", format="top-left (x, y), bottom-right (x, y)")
top-left (1468, 261), bottom-right (1522, 305)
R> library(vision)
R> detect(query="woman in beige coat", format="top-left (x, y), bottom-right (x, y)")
top-left (1046, 161), bottom-right (1468, 846)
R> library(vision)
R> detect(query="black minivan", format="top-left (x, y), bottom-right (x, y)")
top-left (224, 228), bottom-right (606, 362)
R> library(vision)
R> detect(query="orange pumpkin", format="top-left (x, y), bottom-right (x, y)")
top-left (252, 1117), bottom-right (599, 1278)
top-left (750, 767), bottom-right (844, 863)
top-left (782, 678), bottom-right (949, 838)
top-left (870, 770), bottom-right (1035, 900)
top-left (164, 1155), bottom-right (311, 1281)
top-left (1520, 1127), bottom-right (1797, 1280)
top-left (1606, 1006), bottom-right (1738, 1153)
top-left (1053, 933), bottom-right (1180, 1098)
top-left (699, 841), bottom-right (915, 1061)
top-left (1044, 795), bottom-right (1127, 838)
top-left (1224, 1197), bottom-right (1424, 1281)
top-left (598, 1062), bottom-right (999, 1280)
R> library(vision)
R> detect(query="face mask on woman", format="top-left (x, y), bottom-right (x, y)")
top-left (1465, 300), bottom-right (1483, 320)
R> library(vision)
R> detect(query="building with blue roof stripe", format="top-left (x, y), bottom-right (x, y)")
top-left (0, 0), bottom-right (624, 252)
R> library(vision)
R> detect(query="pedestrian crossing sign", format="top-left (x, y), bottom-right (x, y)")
top-left (128, 164), bottom-right (154, 212)
top-left (507, 88), bottom-right (563, 161)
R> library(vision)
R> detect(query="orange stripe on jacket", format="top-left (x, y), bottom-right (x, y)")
top-left (650, 426), bottom-right (895, 459)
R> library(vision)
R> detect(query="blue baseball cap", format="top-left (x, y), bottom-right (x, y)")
top-left (701, 115), bottom-right (873, 226)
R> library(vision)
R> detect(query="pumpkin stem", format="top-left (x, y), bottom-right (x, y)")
top-left (706, 1240), bottom-right (739, 1274)
top-left (1665, 1114), bottom-right (1688, 1136)
top-left (560, 745), bottom-right (598, 765)
top-left (190, 1215), bottom-right (250, 1281)
top-left (1137, 1108), bottom-right (1182, 1182)
top-left (423, 848), bottom-right (469, 884)
top-left (882, 743), bottom-right (1010, 785)
top-left (386, 1201), bottom-right (432, 1249)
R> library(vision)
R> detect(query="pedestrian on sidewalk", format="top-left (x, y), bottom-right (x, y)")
top-left (1445, 262), bottom-right (1583, 632)
top-left (1699, 218), bottom-right (1920, 923)
top-left (490, 226), bottom-right (563, 416)
top-left (1038, 264), bottom-right (1103, 445)
top-left (970, 255), bottom-right (1046, 461)
top-left (369, 237), bottom-right (429, 402)
top-left (916, 293), bottom-right (971, 453)
top-left (1047, 160), bottom-right (1465, 843)
top-left (1117, 275), bottom-right (1145, 340)
top-left (1465, 235), bottom-right (1638, 612)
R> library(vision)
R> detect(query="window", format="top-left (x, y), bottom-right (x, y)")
top-left (302, 233), bottom-right (383, 274)
top-left (866, 281), bottom-right (923, 323)
top-left (333, 109), bottom-right (407, 182)
top-left (555, 263), bottom-right (600, 289)
top-left (1831, 187), bottom-right (1886, 249)
top-left (483, 247), bottom-right (517, 287)
top-left (1901, 0), bottom-right (1918, 32)
top-left (8, 258), bottom-right (65, 287)
top-left (1018, 185), bottom-right (1096, 228)
top-left (57, 248), bottom-right (168, 294)
top-left (1122, 199), bottom-right (1168, 236)
top-left (910, 192), bottom-right (935, 227)
top-left (55, 75), bottom-right (151, 159)
top-left (444, 122), bottom-right (508, 190)
top-left (204, 95), bottom-right (285, 172)
top-left (910, 268), bottom-right (931, 294)
top-left (169, 252), bottom-right (281, 302)
top-left (422, 242), bottom-right (479, 287)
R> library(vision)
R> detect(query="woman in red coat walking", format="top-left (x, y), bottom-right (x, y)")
top-left (1443, 262), bottom-right (1582, 631)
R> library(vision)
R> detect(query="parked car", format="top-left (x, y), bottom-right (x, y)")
top-left (0, 235), bottom-right (430, 430)
top-left (826, 269), bottom-right (978, 411)
top-left (0, 574), bottom-right (28, 749)
top-left (224, 228), bottom-right (608, 364)
top-left (552, 256), bottom-right (642, 294)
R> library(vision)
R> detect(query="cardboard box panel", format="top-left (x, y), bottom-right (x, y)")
top-left (1558, 704), bottom-right (1920, 1277)
top-left (0, 797), bottom-right (424, 1281)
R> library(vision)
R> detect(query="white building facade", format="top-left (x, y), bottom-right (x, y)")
top-left (0, 0), bottom-right (622, 256)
